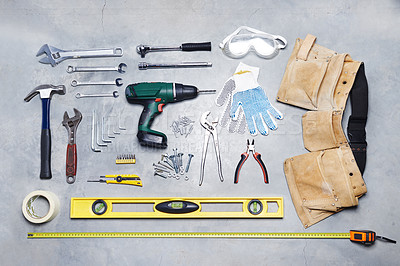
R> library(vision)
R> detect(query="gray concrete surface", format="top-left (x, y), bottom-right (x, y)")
top-left (1, 0), bottom-right (399, 265)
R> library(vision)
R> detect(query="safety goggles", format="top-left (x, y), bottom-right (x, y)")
top-left (219, 26), bottom-right (287, 59)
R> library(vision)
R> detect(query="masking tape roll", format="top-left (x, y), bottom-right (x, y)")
top-left (22, 190), bottom-right (60, 224)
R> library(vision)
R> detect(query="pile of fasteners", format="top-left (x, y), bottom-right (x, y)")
top-left (153, 149), bottom-right (194, 181)
top-left (170, 116), bottom-right (195, 138)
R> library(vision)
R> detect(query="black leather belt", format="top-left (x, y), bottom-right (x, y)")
top-left (347, 63), bottom-right (368, 174)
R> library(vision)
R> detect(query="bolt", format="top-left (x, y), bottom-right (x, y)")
top-left (185, 154), bottom-right (194, 172)
top-left (162, 155), bottom-right (175, 169)
top-left (178, 153), bottom-right (184, 167)
top-left (157, 161), bottom-right (174, 171)
top-left (172, 149), bottom-right (179, 173)
top-left (153, 163), bottom-right (172, 173)
top-left (154, 172), bottom-right (168, 179)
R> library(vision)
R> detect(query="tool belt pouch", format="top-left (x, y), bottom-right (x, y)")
top-left (277, 34), bottom-right (368, 228)
top-left (284, 147), bottom-right (367, 228)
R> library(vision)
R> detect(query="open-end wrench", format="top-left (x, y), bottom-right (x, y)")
top-left (75, 91), bottom-right (119, 99)
top-left (67, 63), bottom-right (127, 74)
top-left (62, 108), bottom-right (82, 184)
top-left (138, 62), bottom-right (212, 70)
top-left (71, 78), bottom-right (123, 87)
top-left (37, 44), bottom-right (123, 67)
top-left (136, 42), bottom-right (211, 58)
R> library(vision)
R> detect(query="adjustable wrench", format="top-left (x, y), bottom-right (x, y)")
top-left (37, 44), bottom-right (123, 67)
top-left (67, 63), bottom-right (127, 74)
top-left (71, 78), bottom-right (123, 87)
top-left (62, 108), bottom-right (82, 184)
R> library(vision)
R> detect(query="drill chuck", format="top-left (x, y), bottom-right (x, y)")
top-left (174, 84), bottom-right (216, 101)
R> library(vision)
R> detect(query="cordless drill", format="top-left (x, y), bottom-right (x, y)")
top-left (125, 82), bottom-right (215, 148)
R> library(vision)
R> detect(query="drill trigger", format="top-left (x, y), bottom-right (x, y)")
top-left (158, 103), bottom-right (165, 112)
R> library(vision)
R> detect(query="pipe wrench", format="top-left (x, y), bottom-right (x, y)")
top-left (62, 108), bottom-right (82, 184)
top-left (199, 111), bottom-right (224, 186)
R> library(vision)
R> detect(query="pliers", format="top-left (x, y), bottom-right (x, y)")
top-left (234, 139), bottom-right (268, 184)
top-left (199, 111), bottom-right (224, 186)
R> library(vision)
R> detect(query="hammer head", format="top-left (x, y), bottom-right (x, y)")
top-left (24, 84), bottom-right (66, 102)
top-left (36, 44), bottom-right (64, 67)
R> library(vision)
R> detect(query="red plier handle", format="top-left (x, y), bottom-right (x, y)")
top-left (234, 152), bottom-right (268, 184)
top-left (253, 152), bottom-right (268, 184)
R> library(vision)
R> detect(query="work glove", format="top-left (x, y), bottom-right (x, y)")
top-left (215, 63), bottom-right (259, 134)
top-left (216, 62), bottom-right (283, 136)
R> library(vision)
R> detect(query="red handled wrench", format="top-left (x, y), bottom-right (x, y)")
top-left (62, 108), bottom-right (82, 184)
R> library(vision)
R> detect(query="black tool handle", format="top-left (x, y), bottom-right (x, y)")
top-left (137, 101), bottom-right (168, 148)
top-left (181, 42), bottom-right (211, 52)
top-left (253, 153), bottom-right (268, 184)
top-left (234, 153), bottom-right (249, 184)
top-left (40, 98), bottom-right (52, 179)
top-left (40, 129), bottom-right (52, 179)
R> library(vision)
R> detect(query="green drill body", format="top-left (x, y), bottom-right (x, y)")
top-left (125, 82), bottom-right (212, 148)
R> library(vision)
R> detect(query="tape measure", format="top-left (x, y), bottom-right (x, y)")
top-left (27, 230), bottom-right (396, 245)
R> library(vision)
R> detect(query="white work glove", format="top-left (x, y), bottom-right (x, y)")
top-left (216, 63), bottom-right (283, 135)
top-left (215, 63), bottom-right (259, 134)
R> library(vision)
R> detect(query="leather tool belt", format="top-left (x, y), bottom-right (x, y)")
top-left (276, 34), bottom-right (368, 228)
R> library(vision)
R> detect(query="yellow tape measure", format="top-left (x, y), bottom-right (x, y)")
top-left (26, 231), bottom-right (396, 245)
top-left (28, 232), bottom-right (349, 239)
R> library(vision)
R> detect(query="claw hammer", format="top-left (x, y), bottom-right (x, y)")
top-left (24, 84), bottom-right (66, 179)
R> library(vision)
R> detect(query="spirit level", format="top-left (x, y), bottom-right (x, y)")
top-left (70, 197), bottom-right (283, 218)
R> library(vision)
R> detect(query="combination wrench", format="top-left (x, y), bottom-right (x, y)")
top-left (75, 91), bottom-right (119, 99)
top-left (71, 78), bottom-right (123, 87)
top-left (67, 63), bottom-right (127, 74)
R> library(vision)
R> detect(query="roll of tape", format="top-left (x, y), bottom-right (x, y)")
top-left (22, 190), bottom-right (60, 224)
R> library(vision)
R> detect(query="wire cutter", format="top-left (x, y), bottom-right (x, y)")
top-left (199, 111), bottom-right (224, 186)
top-left (87, 175), bottom-right (142, 187)
top-left (234, 139), bottom-right (268, 184)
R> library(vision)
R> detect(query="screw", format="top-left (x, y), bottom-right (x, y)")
top-left (173, 149), bottom-right (179, 173)
top-left (185, 154), bottom-right (194, 172)
top-left (161, 155), bottom-right (175, 169)
top-left (178, 153), bottom-right (184, 167)
top-left (157, 161), bottom-right (174, 171)
top-left (169, 155), bottom-right (177, 170)
top-left (153, 163), bottom-right (172, 172)
top-left (154, 172), bottom-right (168, 179)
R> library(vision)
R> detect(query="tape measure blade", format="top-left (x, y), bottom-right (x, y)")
top-left (28, 232), bottom-right (351, 239)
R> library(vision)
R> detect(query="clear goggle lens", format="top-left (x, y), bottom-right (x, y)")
top-left (220, 27), bottom-right (287, 59)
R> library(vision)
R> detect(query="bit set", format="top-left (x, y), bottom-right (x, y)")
top-left (116, 154), bottom-right (136, 164)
